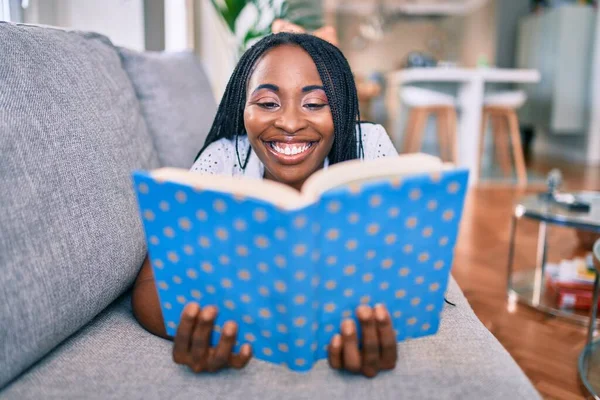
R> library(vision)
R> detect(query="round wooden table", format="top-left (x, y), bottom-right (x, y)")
top-left (578, 239), bottom-right (600, 397)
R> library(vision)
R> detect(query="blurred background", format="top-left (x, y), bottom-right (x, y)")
top-left (2, 0), bottom-right (599, 184)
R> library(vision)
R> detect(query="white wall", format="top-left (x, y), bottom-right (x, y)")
top-left (165, 0), bottom-right (192, 51)
top-left (517, 6), bottom-right (598, 165)
top-left (587, 14), bottom-right (600, 165)
top-left (25, 0), bottom-right (145, 51)
top-left (194, 0), bottom-right (237, 101)
top-left (0, 0), bottom-right (8, 21)
top-left (495, 0), bottom-right (529, 68)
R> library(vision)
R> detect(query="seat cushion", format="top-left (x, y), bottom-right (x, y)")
top-left (0, 278), bottom-right (540, 400)
top-left (0, 22), bottom-right (160, 387)
top-left (484, 90), bottom-right (527, 109)
top-left (119, 48), bottom-right (217, 169)
top-left (401, 86), bottom-right (456, 108)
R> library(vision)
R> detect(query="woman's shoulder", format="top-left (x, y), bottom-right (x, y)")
top-left (190, 136), bottom-right (250, 174)
top-left (357, 122), bottom-right (398, 159)
top-left (358, 121), bottom-right (386, 138)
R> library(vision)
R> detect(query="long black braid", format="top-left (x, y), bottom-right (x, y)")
top-left (194, 32), bottom-right (364, 168)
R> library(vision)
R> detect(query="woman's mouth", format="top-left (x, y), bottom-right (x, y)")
top-left (264, 140), bottom-right (317, 164)
top-left (269, 141), bottom-right (314, 155)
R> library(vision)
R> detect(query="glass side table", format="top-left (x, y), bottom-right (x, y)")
top-left (578, 239), bottom-right (600, 397)
top-left (506, 191), bottom-right (600, 324)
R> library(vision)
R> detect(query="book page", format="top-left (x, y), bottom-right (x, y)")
top-left (301, 153), bottom-right (447, 200)
top-left (151, 168), bottom-right (309, 209)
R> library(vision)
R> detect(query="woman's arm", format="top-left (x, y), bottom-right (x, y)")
top-left (131, 256), bottom-right (169, 339)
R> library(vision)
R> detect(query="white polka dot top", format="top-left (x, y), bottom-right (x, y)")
top-left (190, 123), bottom-right (398, 177)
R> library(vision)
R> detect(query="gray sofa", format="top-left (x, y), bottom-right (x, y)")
top-left (0, 22), bottom-right (540, 399)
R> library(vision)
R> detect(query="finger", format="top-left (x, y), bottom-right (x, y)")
top-left (190, 305), bottom-right (217, 372)
top-left (230, 344), bottom-right (253, 369)
top-left (209, 321), bottom-right (237, 371)
top-left (271, 19), bottom-right (286, 33)
top-left (277, 20), bottom-right (304, 34)
top-left (357, 306), bottom-right (380, 378)
top-left (341, 319), bottom-right (361, 373)
top-left (375, 304), bottom-right (398, 370)
top-left (328, 334), bottom-right (343, 370)
top-left (172, 302), bottom-right (199, 365)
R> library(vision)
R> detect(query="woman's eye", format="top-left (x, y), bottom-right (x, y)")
top-left (304, 103), bottom-right (327, 110)
top-left (257, 102), bottom-right (279, 109)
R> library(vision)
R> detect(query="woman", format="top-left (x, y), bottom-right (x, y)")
top-left (132, 33), bottom-right (399, 378)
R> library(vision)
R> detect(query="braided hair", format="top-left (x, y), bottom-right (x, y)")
top-left (194, 32), bottom-right (364, 168)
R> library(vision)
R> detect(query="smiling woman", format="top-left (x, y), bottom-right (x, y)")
top-left (133, 32), bottom-right (399, 378)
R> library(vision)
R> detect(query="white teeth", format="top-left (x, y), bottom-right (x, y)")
top-left (270, 142), bottom-right (313, 156)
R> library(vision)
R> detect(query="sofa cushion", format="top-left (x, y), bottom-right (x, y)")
top-left (119, 48), bottom-right (217, 169)
top-left (0, 22), bottom-right (160, 388)
top-left (0, 278), bottom-right (540, 399)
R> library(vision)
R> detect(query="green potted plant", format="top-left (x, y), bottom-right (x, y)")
top-left (210, 0), bottom-right (322, 54)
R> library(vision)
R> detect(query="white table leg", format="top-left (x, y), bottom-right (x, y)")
top-left (457, 77), bottom-right (484, 185)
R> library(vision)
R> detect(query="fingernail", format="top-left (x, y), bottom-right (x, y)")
top-left (185, 303), bottom-right (199, 317)
top-left (342, 319), bottom-right (355, 335)
top-left (223, 321), bottom-right (237, 336)
top-left (202, 307), bottom-right (215, 320)
top-left (241, 344), bottom-right (251, 356)
top-left (361, 306), bottom-right (373, 320)
top-left (375, 305), bottom-right (387, 322)
top-left (332, 334), bottom-right (342, 347)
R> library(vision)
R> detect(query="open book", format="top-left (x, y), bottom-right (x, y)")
top-left (132, 154), bottom-right (468, 372)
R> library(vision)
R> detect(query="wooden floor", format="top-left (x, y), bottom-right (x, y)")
top-left (454, 158), bottom-right (600, 400)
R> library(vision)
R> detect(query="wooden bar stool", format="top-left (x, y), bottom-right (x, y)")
top-left (401, 86), bottom-right (458, 163)
top-left (479, 90), bottom-right (528, 187)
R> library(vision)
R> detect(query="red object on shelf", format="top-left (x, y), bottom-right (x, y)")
top-left (546, 277), bottom-right (598, 310)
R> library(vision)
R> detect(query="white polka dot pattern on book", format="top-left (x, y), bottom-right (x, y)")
top-left (134, 165), bottom-right (468, 372)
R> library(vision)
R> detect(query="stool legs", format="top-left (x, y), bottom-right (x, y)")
top-left (404, 108), bottom-right (429, 154)
top-left (479, 106), bottom-right (527, 186)
top-left (506, 110), bottom-right (527, 187)
top-left (436, 109), bottom-right (448, 161)
top-left (404, 107), bottom-right (457, 163)
top-left (491, 115), bottom-right (512, 176)
top-left (478, 110), bottom-right (489, 180)
top-left (446, 108), bottom-right (458, 164)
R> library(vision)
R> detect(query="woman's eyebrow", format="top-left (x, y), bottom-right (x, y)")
top-left (252, 83), bottom-right (279, 93)
top-left (302, 85), bottom-right (325, 92)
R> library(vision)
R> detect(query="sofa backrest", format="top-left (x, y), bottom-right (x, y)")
top-left (119, 48), bottom-right (217, 169)
top-left (0, 22), bottom-right (162, 387)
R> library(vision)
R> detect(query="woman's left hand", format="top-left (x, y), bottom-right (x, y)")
top-left (327, 304), bottom-right (398, 378)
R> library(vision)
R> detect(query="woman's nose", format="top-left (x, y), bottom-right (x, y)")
top-left (273, 105), bottom-right (308, 134)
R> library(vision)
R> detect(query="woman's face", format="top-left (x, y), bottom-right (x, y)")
top-left (244, 44), bottom-right (334, 190)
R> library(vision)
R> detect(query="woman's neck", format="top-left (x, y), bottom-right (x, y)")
top-left (263, 171), bottom-right (304, 192)
top-left (263, 162), bottom-right (327, 192)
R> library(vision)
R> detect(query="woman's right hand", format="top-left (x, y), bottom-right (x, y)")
top-left (172, 303), bottom-right (252, 373)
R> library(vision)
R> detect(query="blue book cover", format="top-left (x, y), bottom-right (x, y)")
top-left (132, 161), bottom-right (468, 372)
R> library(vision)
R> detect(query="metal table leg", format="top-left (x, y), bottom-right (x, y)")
top-left (532, 222), bottom-right (548, 306)
top-left (506, 215), bottom-right (517, 293)
top-left (588, 272), bottom-right (600, 345)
